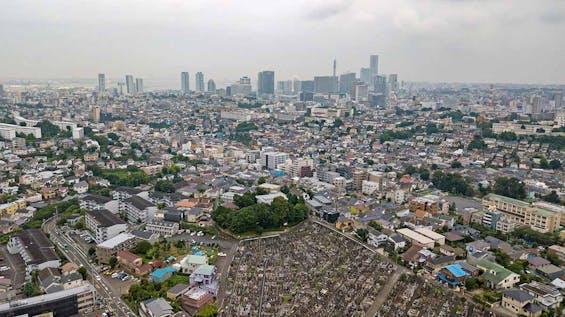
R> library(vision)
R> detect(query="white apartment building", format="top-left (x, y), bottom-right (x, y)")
top-left (145, 220), bottom-right (179, 237)
top-left (85, 209), bottom-right (128, 243)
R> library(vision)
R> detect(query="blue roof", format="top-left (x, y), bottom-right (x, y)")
top-left (151, 267), bottom-right (177, 279)
top-left (445, 264), bottom-right (467, 278)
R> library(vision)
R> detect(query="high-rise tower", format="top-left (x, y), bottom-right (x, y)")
top-left (181, 72), bottom-right (190, 94)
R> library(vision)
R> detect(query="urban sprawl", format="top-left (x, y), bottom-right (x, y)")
top-left (0, 54), bottom-right (564, 317)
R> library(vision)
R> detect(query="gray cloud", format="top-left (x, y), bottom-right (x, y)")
top-left (0, 0), bottom-right (563, 85)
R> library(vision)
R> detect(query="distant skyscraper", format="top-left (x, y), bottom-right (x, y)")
top-left (314, 76), bottom-right (338, 94)
top-left (339, 73), bottom-right (356, 94)
top-left (195, 72), bottom-right (205, 92)
top-left (117, 82), bottom-right (125, 95)
top-left (135, 78), bottom-right (144, 93)
top-left (277, 80), bottom-right (293, 95)
top-left (351, 81), bottom-right (369, 102)
top-left (258, 71), bottom-right (275, 97)
top-left (360, 68), bottom-right (371, 84)
top-left (0, 84), bottom-right (4, 97)
top-left (388, 74), bottom-right (399, 93)
top-left (230, 76), bottom-right (252, 96)
top-left (181, 72), bottom-right (190, 94)
top-left (292, 79), bottom-right (301, 94)
top-left (300, 80), bottom-right (314, 93)
top-left (92, 105), bottom-right (101, 123)
top-left (98, 74), bottom-right (106, 93)
top-left (125, 75), bottom-right (136, 95)
top-left (333, 59), bottom-right (337, 77)
top-left (370, 55), bottom-right (379, 76)
top-left (373, 75), bottom-right (387, 95)
top-left (207, 79), bottom-right (216, 92)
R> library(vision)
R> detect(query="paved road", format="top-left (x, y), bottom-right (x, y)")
top-left (43, 216), bottom-right (136, 317)
top-left (366, 270), bottom-right (402, 317)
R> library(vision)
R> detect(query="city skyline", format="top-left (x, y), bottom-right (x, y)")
top-left (1, 0), bottom-right (564, 84)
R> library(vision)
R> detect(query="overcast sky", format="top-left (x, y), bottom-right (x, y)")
top-left (1, 0), bottom-right (564, 87)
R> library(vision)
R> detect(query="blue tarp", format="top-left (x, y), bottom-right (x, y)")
top-left (445, 264), bottom-right (467, 278)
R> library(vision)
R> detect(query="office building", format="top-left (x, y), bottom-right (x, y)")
top-left (230, 76), bottom-right (252, 96)
top-left (389, 74), bottom-right (399, 93)
top-left (91, 105), bottom-right (101, 123)
top-left (258, 71), bottom-right (275, 97)
top-left (351, 81), bottom-right (369, 102)
top-left (373, 75), bottom-right (387, 95)
top-left (300, 80), bottom-right (314, 93)
top-left (0, 84), bottom-right (4, 97)
top-left (0, 284), bottom-right (96, 316)
top-left (181, 72), bottom-right (190, 94)
top-left (85, 209), bottom-right (128, 243)
top-left (125, 75), bottom-right (136, 95)
top-left (195, 72), bottom-right (205, 92)
top-left (98, 73), bottom-right (105, 92)
top-left (117, 82), bottom-right (125, 95)
top-left (314, 76), bottom-right (338, 94)
top-left (207, 79), bottom-right (216, 92)
top-left (370, 54), bottom-right (379, 77)
top-left (8, 229), bottom-right (61, 276)
top-left (277, 80), bottom-right (293, 95)
top-left (360, 67), bottom-right (371, 84)
top-left (339, 72), bottom-right (356, 94)
top-left (136, 78), bottom-right (144, 93)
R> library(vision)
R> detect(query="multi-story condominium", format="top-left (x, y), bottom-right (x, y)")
top-left (96, 233), bottom-right (137, 264)
top-left (80, 194), bottom-right (111, 211)
top-left (122, 196), bottom-right (157, 224)
top-left (145, 220), bottom-right (179, 237)
top-left (483, 194), bottom-right (560, 233)
top-left (8, 229), bottom-right (61, 277)
top-left (0, 198), bottom-right (26, 217)
top-left (85, 209), bottom-right (128, 243)
top-left (112, 186), bottom-right (143, 201)
top-left (0, 284), bottom-right (96, 316)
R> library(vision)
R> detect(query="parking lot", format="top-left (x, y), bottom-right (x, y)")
top-left (0, 245), bottom-right (26, 298)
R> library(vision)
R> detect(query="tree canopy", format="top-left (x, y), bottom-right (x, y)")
top-left (493, 177), bottom-right (526, 199)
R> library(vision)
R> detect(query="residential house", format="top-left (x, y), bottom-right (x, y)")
top-left (501, 289), bottom-right (543, 317)
top-left (476, 259), bottom-right (521, 289)
top-left (140, 298), bottom-right (173, 317)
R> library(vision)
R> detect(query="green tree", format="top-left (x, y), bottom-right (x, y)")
top-left (542, 191), bottom-right (561, 204)
top-left (549, 159), bottom-right (562, 170)
top-left (493, 177), bottom-right (526, 199)
top-left (451, 161), bottom-right (463, 168)
top-left (78, 266), bottom-right (88, 280)
top-left (134, 241), bottom-right (152, 255)
top-left (356, 228), bottom-right (368, 242)
top-left (155, 180), bottom-right (175, 193)
top-left (109, 256), bottom-right (118, 268)
top-left (88, 247), bottom-right (96, 256)
top-left (233, 192), bottom-right (256, 208)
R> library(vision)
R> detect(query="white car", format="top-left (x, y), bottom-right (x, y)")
top-left (218, 252), bottom-right (227, 257)
top-left (0, 266), bottom-right (10, 271)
